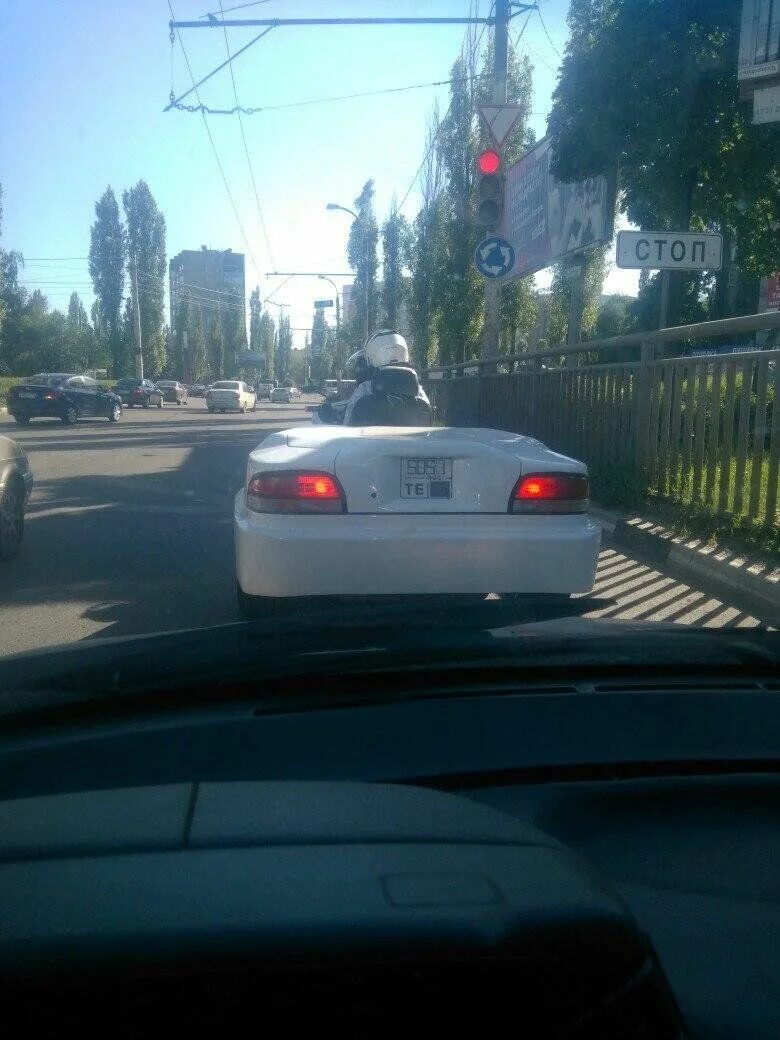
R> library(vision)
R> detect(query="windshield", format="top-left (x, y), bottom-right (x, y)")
top-left (26, 374), bottom-right (69, 386)
top-left (0, 0), bottom-right (776, 674)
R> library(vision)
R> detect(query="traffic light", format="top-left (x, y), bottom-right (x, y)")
top-left (475, 148), bottom-right (503, 229)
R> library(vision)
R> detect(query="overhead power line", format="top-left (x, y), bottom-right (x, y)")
top-left (169, 73), bottom-right (492, 116)
top-left (203, 0), bottom-right (272, 17)
top-left (218, 0), bottom-right (275, 269)
top-left (398, 1), bottom-right (496, 212)
top-left (165, 23), bottom-right (275, 111)
top-left (168, 0), bottom-right (261, 278)
top-left (535, 6), bottom-right (562, 60)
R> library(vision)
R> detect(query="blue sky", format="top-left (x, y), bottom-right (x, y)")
top-left (1, 0), bottom-right (632, 347)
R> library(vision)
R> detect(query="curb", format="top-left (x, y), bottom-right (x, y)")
top-left (591, 505), bottom-right (780, 627)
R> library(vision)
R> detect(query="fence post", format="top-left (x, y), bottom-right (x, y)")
top-left (634, 339), bottom-right (655, 471)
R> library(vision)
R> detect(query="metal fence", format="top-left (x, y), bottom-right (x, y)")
top-left (424, 311), bottom-right (780, 527)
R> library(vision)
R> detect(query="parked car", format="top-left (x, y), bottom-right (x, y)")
top-left (206, 381), bottom-right (257, 414)
top-left (115, 378), bottom-right (164, 409)
top-left (255, 382), bottom-right (275, 401)
top-left (156, 380), bottom-right (189, 405)
top-left (7, 374), bottom-right (123, 426)
top-left (188, 384), bottom-right (207, 398)
top-left (0, 435), bottom-right (33, 560)
top-left (270, 386), bottom-right (301, 404)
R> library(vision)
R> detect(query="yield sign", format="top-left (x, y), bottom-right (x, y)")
top-left (478, 104), bottom-right (524, 147)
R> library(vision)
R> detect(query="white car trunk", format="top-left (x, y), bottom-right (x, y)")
top-left (211, 390), bottom-right (241, 405)
top-left (278, 426), bottom-right (584, 515)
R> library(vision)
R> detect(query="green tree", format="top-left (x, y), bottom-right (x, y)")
top-left (596, 293), bottom-right (635, 340)
top-left (67, 292), bottom-right (88, 334)
top-left (547, 0), bottom-right (780, 323)
top-left (123, 180), bottom-right (167, 376)
top-left (119, 297), bottom-right (134, 374)
top-left (290, 347), bottom-right (308, 388)
top-left (174, 298), bottom-right (190, 378)
top-left (0, 184), bottom-right (28, 373)
top-left (88, 187), bottom-right (126, 376)
top-left (249, 287), bottom-right (262, 353)
top-left (381, 197), bottom-right (411, 329)
top-left (347, 180), bottom-right (379, 342)
top-left (275, 313), bottom-right (293, 380)
top-left (259, 311), bottom-right (276, 378)
top-left (206, 309), bottom-right (224, 379)
top-left (190, 305), bottom-right (207, 380)
top-left (221, 304), bottom-right (247, 377)
top-left (409, 111), bottom-right (446, 367)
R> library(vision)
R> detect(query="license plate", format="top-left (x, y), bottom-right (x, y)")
top-left (19, 392), bottom-right (36, 399)
top-left (401, 458), bottom-right (452, 499)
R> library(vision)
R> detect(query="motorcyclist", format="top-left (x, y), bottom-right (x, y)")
top-left (342, 330), bottom-right (430, 425)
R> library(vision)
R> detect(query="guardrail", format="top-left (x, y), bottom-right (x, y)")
top-left (423, 311), bottom-right (780, 527)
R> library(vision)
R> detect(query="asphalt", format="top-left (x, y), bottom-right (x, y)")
top-left (0, 396), bottom-right (770, 658)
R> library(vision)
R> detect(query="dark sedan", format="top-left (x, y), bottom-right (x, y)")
top-left (156, 380), bottom-right (189, 405)
top-left (115, 378), bottom-right (164, 409)
top-left (8, 374), bottom-right (122, 426)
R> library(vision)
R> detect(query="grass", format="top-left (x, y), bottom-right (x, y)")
top-left (591, 459), bottom-right (780, 564)
top-left (0, 377), bottom-right (24, 407)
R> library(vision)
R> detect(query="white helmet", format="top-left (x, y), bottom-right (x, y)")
top-left (364, 330), bottom-right (409, 369)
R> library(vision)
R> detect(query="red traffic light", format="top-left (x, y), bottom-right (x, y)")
top-left (477, 149), bottom-right (501, 175)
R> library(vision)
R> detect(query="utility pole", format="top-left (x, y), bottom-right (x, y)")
top-left (131, 260), bottom-right (144, 379)
top-left (481, 0), bottom-right (510, 360)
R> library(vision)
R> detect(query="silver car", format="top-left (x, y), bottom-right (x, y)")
top-left (0, 436), bottom-right (34, 560)
top-left (270, 386), bottom-right (300, 404)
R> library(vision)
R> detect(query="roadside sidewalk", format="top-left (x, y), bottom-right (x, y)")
top-left (591, 504), bottom-right (779, 628)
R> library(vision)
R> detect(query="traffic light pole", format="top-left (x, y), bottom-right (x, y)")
top-left (481, 0), bottom-right (510, 361)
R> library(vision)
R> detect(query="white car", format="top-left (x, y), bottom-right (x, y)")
top-left (234, 425), bottom-right (600, 614)
top-left (206, 380), bottom-right (257, 414)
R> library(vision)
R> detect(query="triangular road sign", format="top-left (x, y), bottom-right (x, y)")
top-left (478, 104), bottom-right (524, 148)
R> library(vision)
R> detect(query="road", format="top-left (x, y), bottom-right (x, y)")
top-left (0, 397), bottom-right (768, 657)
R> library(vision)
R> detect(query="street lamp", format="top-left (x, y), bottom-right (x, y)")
top-left (326, 202), bottom-right (358, 220)
top-left (326, 201), bottom-right (368, 340)
top-left (318, 274), bottom-right (343, 382)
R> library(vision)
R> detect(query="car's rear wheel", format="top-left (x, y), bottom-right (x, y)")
top-left (61, 403), bottom-right (79, 425)
top-left (108, 402), bottom-right (121, 423)
top-left (13, 414), bottom-right (30, 426)
top-left (142, 398), bottom-right (150, 409)
top-left (177, 398), bottom-right (182, 405)
top-left (0, 476), bottom-right (24, 561)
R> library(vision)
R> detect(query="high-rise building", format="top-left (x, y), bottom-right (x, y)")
top-left (169, 247), bottom-right (245, 321)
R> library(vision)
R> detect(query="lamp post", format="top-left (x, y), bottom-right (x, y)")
top-left (318, 274), bottom-right (342, 384)
top-left (326, 201), bottom-right (369, 341)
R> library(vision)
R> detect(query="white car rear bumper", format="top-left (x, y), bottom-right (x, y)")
top-left (234, 491), bottom-right (601, 598)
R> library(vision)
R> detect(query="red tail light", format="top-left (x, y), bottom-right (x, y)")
top-left (133, 387), bottom-right (144, 395)
top-left (510, 472), bottom-right (588, 514)
top-left (247, 471), bottom-right (346, 514)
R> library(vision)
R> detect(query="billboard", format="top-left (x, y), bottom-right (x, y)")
top-left (759, 272), bottom-right (780, 311)
top-left (739, 1), bottom-right (780, 88)
top-left (500, 138), bottom-right (614, 281)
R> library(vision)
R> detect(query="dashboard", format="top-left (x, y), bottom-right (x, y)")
top-left (0, 681), bottom-right (778, 1036)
